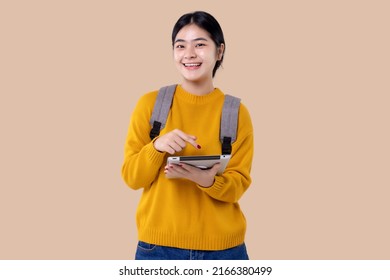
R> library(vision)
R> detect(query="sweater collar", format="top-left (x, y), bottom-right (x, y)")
top-left (175, 84), bottom-right (223, 104)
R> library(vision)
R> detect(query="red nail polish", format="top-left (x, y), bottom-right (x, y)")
top-left (197, 145), bottom-right (201, 149)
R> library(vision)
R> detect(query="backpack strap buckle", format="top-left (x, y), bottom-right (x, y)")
top-left (149, 121), bottom-right (162, 140)
top-left (149, 85), bottom-right (176, 140)
top-left (222, 136), bottom-right (232, 155)
top-left (220, 95), bottom-right (241, 154)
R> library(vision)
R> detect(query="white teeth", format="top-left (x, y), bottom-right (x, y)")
top-left (184, 63), bottom-right (201, 67)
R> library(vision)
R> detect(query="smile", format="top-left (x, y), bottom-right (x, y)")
top-left (183, 63), bottom-right (202, 67)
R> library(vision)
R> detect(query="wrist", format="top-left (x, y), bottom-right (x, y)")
top-left (197, 177), bottom-right (215, 188)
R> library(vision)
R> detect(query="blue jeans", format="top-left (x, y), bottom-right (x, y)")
top-left (135, 241), bottom-right (249, 260)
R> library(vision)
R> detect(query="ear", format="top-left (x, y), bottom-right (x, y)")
top-left (217, 43), bottom-right (225, 60)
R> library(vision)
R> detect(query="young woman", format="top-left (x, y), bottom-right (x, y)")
top-left (121, 11), bottom-right (254, 260)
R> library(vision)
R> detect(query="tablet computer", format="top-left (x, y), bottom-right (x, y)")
top-left (167, 155), bottom-right (231, 175)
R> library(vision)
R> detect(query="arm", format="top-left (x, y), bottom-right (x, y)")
top-left (121, 92), bottom-right (202, 190)
top-left (121, 92), bottom-right (166, 190)
top-left (200, 129), bottom-right (253, 203)
top-left (165, 104), bottom-right (254, 203)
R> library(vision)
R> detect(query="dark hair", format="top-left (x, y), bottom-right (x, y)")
top-left (172, 11), bottom-right (225, 78)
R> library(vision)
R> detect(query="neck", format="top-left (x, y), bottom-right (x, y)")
top-left (180, 80), bottom-right (215, 96)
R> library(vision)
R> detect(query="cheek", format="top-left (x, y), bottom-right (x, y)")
top-left (202, 51), bottom-right (218, 65)
top-left (173, 51), bottom-right (181, 62)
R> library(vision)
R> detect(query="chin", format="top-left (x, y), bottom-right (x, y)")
top-left (181, 74), bottom-right (200, 81)
top-left (182, 72), bottom-right (210, 82)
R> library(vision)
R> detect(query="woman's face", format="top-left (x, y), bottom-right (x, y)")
top-left (173, 24), bottom-right (224, 86)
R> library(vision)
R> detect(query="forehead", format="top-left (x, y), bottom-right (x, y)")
top-left (175, 24), bottom-right (212, 42)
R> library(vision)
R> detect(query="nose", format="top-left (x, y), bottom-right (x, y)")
top-left (184, 45), bottom-right (196, 59)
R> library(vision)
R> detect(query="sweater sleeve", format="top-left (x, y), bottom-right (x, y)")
top-left (121, 92), bottom-right (166, 190)
top-left (198, 103), bottom-right (254, 203)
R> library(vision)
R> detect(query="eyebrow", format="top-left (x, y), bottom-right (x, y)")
top-left (174, 37), bottom-right (209, 44)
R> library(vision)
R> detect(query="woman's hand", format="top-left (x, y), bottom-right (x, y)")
top-left (164, 163), bottom-right (221, 188)
top-left (153, 129), bottom-right (201, 154)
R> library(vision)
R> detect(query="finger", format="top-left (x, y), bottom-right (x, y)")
top-left (186, 138), bottom-right (201, 150)
top-left (172, 136), bottom-right (187, 149)
top-left (174, 130), bottom-right (201, 150)
top-left (165, 164), bottom-right (186, 178)
top-left (172, 164), bottom-right (193, 178)
top-left (178, 163), bottom-right (198, 172)
top-left (164, 164), bottom-right (175, 176)
top-left (168, 142), bottom-right (183, 153)
top-left (170, 164), bottom-right (188, 175)
top-left (164, 164), bottom-right (171, 171)
top-left (174, 129), bottom-right (197, 140)
top-left (164, 167), bottom-right (175, 178)
top-left (165, 146), bottom-right (176, 155)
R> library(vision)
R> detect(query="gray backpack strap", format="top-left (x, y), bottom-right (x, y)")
top-left (149, 84), bottom-right (177, 140)
top-left (220, 94), bottom-right (241, 154)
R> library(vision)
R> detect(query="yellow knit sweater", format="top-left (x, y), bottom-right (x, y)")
top-left (121, 85), bottom-right (254, 250)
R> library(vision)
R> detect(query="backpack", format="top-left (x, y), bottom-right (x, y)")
top-left (149, 84), bottom-right (240, 155)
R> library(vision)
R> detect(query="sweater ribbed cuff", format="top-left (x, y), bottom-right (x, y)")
top-left (198, 175), bottom-right (224, 197)
top-left (145, 140), bottom-right (166, 166)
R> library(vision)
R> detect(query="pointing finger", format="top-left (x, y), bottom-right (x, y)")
top-left (174, 130), bottom-right (201, 150)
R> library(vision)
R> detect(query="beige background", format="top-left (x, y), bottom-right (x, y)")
top-left (1, 0), bottom-right (389, 259)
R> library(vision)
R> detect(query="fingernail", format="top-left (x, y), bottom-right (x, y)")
top-left (197, 145), bottom-right (201, 149)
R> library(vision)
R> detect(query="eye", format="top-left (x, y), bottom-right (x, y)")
top-left (175, 44), bottom-right (185, 49)
top-left (195, 43), bottom-right (206, 47)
